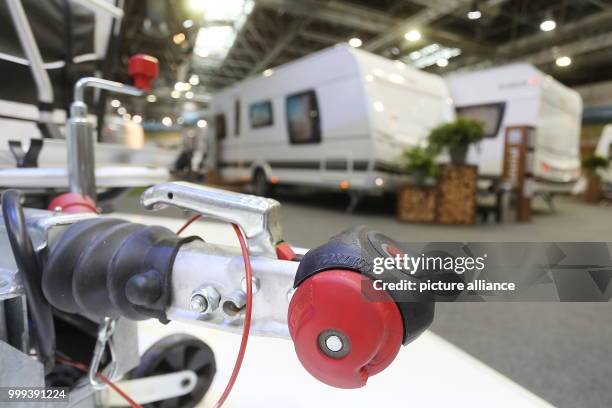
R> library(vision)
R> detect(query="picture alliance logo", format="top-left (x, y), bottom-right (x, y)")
top-left (372, 253), bottom-right (488, 275)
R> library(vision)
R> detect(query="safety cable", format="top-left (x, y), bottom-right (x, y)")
top-left (176, 214), bottom-right (254, 408)
top-left (55, 356), bottom-right (142, 408)
top-left (1, 190), bottom-right (56, 372)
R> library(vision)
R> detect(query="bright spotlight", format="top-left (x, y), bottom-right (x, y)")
top-left (555, 56), bottom-right (571, 67)
top-left (540, 19), bottom-right (556, 32)
top-left (171, 90), bottom-right (181, 99)
top-left (183, 19), bottom-right (194, 29)
top-left (197, 119), bottom-right (208, 128)
top-left (146, 94), bottom-right (157, 103)
top-left (173, 33), bottom-right (186, 45)
top-left (404, 29), bottom-right (421, 42)
top-left (111, 99), bottom-right (121, 108)
top-left (467, 10), bottom-right (481, 20)
top-left (117, 107), bottom-right (126, 115)
top-left (262, 69), bottom-right (274, 77)
top-left (132, 115), bottom-right (143, 124)
top-left (189, 75), bottom-right (200, 86)
top-left (436, 58), bottom-right (449, 67)
top-left (348, 37), bottom-right (362, 48)
top-left (162, 117), bottom-right (173, 127)
top-left (188, 0), bottom-right (206, 11)
top-left (185, 91), bottom-right (194, 99)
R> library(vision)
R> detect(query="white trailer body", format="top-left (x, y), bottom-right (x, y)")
top-left (446, 63), bottom-right (583, 192)
top-left (210, 45), bottom-right (454, 193)
top-left (595, 124), bottom-right (612, 188)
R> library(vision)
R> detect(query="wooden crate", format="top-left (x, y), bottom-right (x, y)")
top-left (437, 165), bottom-right (477, 225)
top-left (397, 185), bottom-right (437, 223)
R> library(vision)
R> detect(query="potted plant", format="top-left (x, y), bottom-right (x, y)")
top-left (402, 146), bottom-right (438, 186)
top-left (429, 118), bottom-right (485, 165)
top-left (581, 153), bottom-right (609, 203)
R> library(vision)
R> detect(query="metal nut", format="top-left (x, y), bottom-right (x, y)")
top-left (190, 286), bottom-right (220, 315)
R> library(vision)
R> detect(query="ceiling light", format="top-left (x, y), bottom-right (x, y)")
top-left (117, 107), bottom-right (126, 115)
top-left (189, 75), bottom-right (200, 86)
top-left (132, 115), bottom-right (142, 124)
top-left (263, 69), bottom-right (274, 77)
top-left (555, 56), bottom-right (571, 67)
top-left (173, 33), bottom-right (186, 45)
top-left (197, 119), bottom-right (208, 128)
top-left (171, 90), bottom-right (181, 99)
top-left (436, 58), bottom-right (449, 67)
top-left (175, 82), bottom-right (191, 92)
top-left (162, 117), bottom-right (173, 127)
top-left (190, 0), bottom-right (253, 21)
top-left (540, 18), bottom-right (556, 32)
top-left (111, 99), bottom-right (121, 108)
top-left (188, 0), bottom-right (206, 11)
top-left (467, 10), bottom-right (481, 20)
top-left (373, 101), bottom-right (385, 112)
top-left (122, 113), bottom-right (131, 121)
top-left (146, 94), bottom-right (157, 103)
top-left (194, 25), bottom-right (236, 61)
top-left (404, 29), bottom-right (421, 42)
top-left (185, 91), bottom-right (194, 99)
top-left (404, 43), bottom-right (461, 69)
top-left (183, 19), bottom-right (194, 29)
top-left (348, 37), bottom-right (362, 48)
top-left (409, 51), bottom-right (422, 60)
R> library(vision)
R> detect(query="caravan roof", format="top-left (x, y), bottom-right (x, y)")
top-left (215, 45), bottom-right (449, 101)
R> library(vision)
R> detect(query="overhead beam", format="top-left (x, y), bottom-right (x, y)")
top-left (522, 31), bottom-right (612, 66)
top-left (455, 8), bottom-right (612, 70)
top-left (498, 8), bottom-right (612, 55)
top-left (256, 0), bottom-right (392, 33)
top-left (364, 0), bottom-right (473, 52)
top-left (248, 18), bottom-right (313, 75)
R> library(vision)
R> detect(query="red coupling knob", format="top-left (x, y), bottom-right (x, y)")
top-left (128, 54), bottom-right (159, 91)
top-left (288, 269), bottom-right (403, 388)
top-left (48, 193), bottom-right (97, 214)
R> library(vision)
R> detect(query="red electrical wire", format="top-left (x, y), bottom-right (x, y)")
top-left (55, 356), bottom-right (142, 408)
top-left (176, 216), bottom-right (253, 408)
top-left (176, 214), bottom-right (202, 235)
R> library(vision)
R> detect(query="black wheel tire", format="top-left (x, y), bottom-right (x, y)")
top-left (252, 169), bottom-right (271, 197)
top-left (130, 334), bottom-right (216, 408)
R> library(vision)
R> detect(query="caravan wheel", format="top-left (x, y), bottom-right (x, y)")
top-left (252, 169), bottom-right (271, 197)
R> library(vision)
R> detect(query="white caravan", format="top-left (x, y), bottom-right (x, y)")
top-left (446, 63), bottom-right (583, 193)
top-left (210, 45), bottom-right (455, 196)
top-left (595, 124), bottom-right (612, 189)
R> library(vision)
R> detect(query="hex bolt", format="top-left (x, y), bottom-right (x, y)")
top-left (190, 286), bottom-right (220, 315)
top-left (190, 294), bottom-right (208, 313)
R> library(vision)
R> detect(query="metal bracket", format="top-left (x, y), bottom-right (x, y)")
top-left (8, 139), bottom-right (43, 168)
top-left (141, 182), bottom-right (283, 257)
top-left (99, 370), bottom-right (197, 406)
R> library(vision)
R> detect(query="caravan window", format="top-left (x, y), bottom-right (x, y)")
top-left (456, 103), bottom-right (505, 138)
top-left (214, 113), bottom-right (227, 140)
top-left (249, 100), bottom-right (273, 128)
top-left (235, 99), bottom-right (240, 136)
top-left (286, 90), bottom-right (321, 144)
